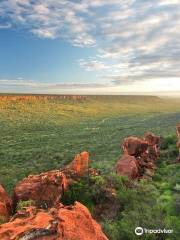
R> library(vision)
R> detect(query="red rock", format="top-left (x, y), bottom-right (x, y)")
top-left (0, 185), bottom-right (12, 222)
top-left (144, 132), bottom-right (160, 161)
top-left (147, 146), bottom-right (159, 162)
top-left (0, 202), bottom-right (108, 240)
top-left (57, 202), bottom-right (108, 240)
top-left (176, 124), bottom-right (180, 138)
top-left (177, 139), bottom-right (180, 148)
top-left (13, 151), bottom-right (91, 211)
top-left (121, 137), bottom-right (148, 157)
top-left (116, 154), bottom-right (139, 180)
top-left (117, 132), bottom-right (160, 180)
top-left (144, 132), bottom-right (160, 146)
top-left (13, 170), bottom-right (68, 210)
top-left (64, 151), bottom-right (90, 177)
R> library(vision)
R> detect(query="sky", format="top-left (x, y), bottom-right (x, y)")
top-left (0, 0), bottom-right (180, 94)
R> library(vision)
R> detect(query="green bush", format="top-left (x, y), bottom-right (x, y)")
top-left (61, 178), bottom-right (95, 212)
top-left (161, 135), bottom-right (177, 150)
top-left (102, 220), bottom-right (120, 240)
top-left (17, 199), bottom-right (35, 211)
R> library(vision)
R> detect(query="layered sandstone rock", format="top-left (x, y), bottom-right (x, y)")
top-left (144, 132), bottom-right (160, 161)
top-left (0, 185), bottom-right (12, 222)
top-left (144, 132), bottom-right (160, 146)
top-left (0, 202), bottom-right (108, 240)
top-left (116, 155), bottom-right (139, 180)
top-left (0, 151), bottom-right (108, 239)
top-left (13, 151), bottom-right (90, 210)
top-left (122, 137), bottom-right (148, 157)
top-left (117, 132), bottom-right (160, 180)
top-left (13, 170), bottom-right (68, 210)
top-left (63, 151), bottom-right (90, 177)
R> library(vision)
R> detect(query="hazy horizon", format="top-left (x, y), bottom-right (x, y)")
top-left (0, 91), bottom-right (180, 98)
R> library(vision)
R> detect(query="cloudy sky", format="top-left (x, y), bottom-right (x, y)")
top-left (0, 0), bottom-right (180, 94)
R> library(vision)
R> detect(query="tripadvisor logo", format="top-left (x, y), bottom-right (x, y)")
top-left (135, 227), bottom-right (173, 236)
top-left (135, 227), bottom-right (143, 236)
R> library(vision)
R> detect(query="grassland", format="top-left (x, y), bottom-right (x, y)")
top-left (0, 95), bottom-right (180, 239)
top-left (0, 95), bottom-right (180, 193)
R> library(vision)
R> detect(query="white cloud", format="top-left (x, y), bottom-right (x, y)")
top-left (31, 28), bottom-right (57, 39)
top-left (0, 79), bottom-right (105, 89)
top-left (159, 0), bottom-right (180, 6)
top-left (1, 0), bottom-right (180, 92)
top-left (0, 23), bottom-right (11, 29)
top-left (0, 0), bottom-right (97, 46)
top-left (79, 59), bottom-right (110, 71)
top-left (78, 0), bottom-right (180, 89)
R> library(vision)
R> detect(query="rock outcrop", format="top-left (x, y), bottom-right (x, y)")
top-left (0, 202), bottom-right (108, 240)
top-left (13, 170), bottom-right (68, 210)
top-left (13, 151), bottom-right (90, 210)
top-left (0, 151), bottom-right (108, 238)
top-left (0, 185), bottom-right (12, 222)
top-left (116, 155), bottom-right (139, 180)
top-left (116, 132), bottom-right (160, 180)
top-left (63, 151), bottom-right (90, 177)
top-left (122, 137), bottom-right (148, 157)
top-left (144, 132), bottom-right (160, 162)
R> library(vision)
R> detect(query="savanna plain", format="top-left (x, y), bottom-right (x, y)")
top-left (0, 95), bottom-right (180, 240)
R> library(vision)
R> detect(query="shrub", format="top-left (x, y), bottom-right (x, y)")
top-left (61, 178), bottom-right (95, 212)
top-left (17, 199), bottom-right (35, 211)
top-left (161, 135), bottom-right (177, 150)
top-left (102, 220), bottom-right (120, 240)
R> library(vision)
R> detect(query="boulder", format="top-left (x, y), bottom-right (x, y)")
top-left (57, 202), bottom-right (108, 240)
top-left (117, 132), bottom-right (160, 180)
top-left (144, 132), bottom-right (160, 146)
top-left (0, 202), bottom-right (108, 240)
top-left (0, 185), bottom-right (12, 222)
top-left (13, 151), bottom-right (91, 210)
top-left (176, 124), bottom-right (180, 138)
top-left (144, 132), bottom-right (160, 161)
top-left (116, 154), bottom-right (139, 180)
top-left (63, 151), bottom-right (90, 177)
top-left (121, 137), bottom-right (148, 157)
top-left (147, 146), bottom-right (159, 162)
top-left (13, 170), bottom-right (68, 210)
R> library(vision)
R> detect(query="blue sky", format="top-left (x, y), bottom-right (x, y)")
top-left (0, 0), bottom-right (180, 94)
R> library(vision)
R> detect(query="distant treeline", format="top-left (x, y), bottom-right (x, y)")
top-left (0, 95), bottom-right (88, 102)
top-left (0, 94), bottom-right (161, 103)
